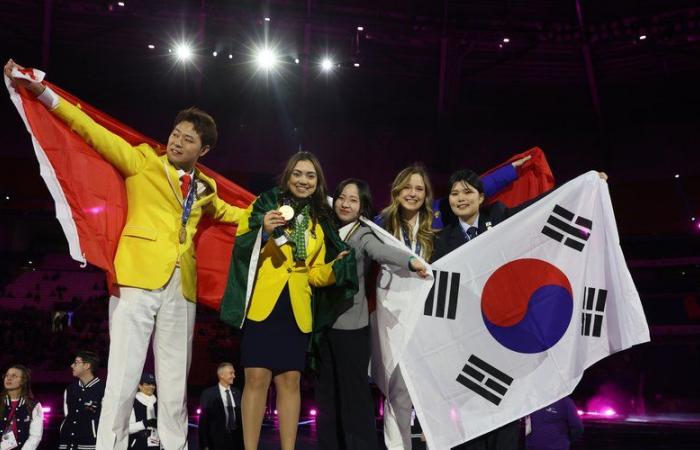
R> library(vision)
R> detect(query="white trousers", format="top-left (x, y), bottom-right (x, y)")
top-left (96, 269), bottom-right (196, 450)
top-left (383, 365), bottom-right (414, 450)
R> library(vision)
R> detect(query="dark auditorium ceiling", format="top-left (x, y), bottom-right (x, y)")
top-left (2, 0), bottom-right (700, 83)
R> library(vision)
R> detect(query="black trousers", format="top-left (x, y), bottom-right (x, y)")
top-left (315, 327), bottom-right (379, 450)
top-left (453, 421), bottom-right (520, 450)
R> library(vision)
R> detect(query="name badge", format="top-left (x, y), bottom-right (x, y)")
top-left (1, 430), bottom-right (18, 450)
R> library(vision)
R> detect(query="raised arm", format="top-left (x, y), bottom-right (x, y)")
top-left (5, 59), bottom-right (148, 177)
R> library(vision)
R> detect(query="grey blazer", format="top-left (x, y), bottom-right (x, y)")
top-left (332, 223), bottom-right (410, 330)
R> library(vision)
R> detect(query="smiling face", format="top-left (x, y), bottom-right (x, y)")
top-left (217, 365), bottom-right (235, 387)
top-left (398, 173), bottom-right (427, 214)
top-left (287, 160), bottom-right (318, 199)
top-left (166, 121), bottom-right (210, 171)
top-left (448, 180), bottom-right (484, 223)
top-left (334, 183), bottom-right (362, 225)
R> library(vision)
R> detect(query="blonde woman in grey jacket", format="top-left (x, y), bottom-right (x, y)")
top-left (316, 178), bottom-right (427, 450)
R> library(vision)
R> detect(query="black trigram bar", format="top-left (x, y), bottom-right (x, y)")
top-left (541, 204), bottom-right (592, 252)
top-left (424, 271), bottom-right (461, 319)
top-left (582, 287), bottom-right (608, 337)
top-left (456, 354), bottom-right (513, 406)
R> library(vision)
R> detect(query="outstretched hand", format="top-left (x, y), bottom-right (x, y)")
top-left (4, 59), bottom-right (45, 96)
top-left (334, 250), bottom-right (350, 263)
top-left (410, 258), bottom-right (430, 279)
top-left (511, 154), bottom-right (532, 168)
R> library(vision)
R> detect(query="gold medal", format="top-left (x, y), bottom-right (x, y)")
top-left (278, 205), bottom-right (294, 221)
top-left (179, 226), bottom-right (187, 244)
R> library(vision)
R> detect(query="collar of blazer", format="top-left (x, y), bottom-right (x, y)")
top-left (161, 155), bottom-right (217, 205)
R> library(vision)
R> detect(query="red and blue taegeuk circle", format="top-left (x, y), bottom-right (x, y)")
top-left (481, 258), bottom-right (573, 354)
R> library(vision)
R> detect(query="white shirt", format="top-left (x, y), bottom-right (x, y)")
top-left (458, 214), bottom-right (479, 238)
top-left (399, 212), bottom-right (422, 256)
top-left (218, 383), bottom-right (236, 424)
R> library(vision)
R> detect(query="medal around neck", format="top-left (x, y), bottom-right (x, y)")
top-left (278, 205), bottom-right (295, 221)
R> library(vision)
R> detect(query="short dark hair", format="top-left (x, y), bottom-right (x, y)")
top-left (333, 178), bottom-right (375, 222)
top-left (448, 169), bottom-right (484, 194)
top-left (76, 350), bottom-right (100, 371)
top-left (173, 107), bottom-right (218, 149)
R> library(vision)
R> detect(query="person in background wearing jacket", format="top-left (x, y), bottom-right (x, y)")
top-left (0, 365), bottom-right (43, 450)
top-left (128, 374), bottom-right (158, 450)
top-left (60, 350), bottom-right (104, 450)
top-left (198, 363), bottom-right (243, 450)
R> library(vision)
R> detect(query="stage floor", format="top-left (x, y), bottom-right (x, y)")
top-left (39, 413), bottom-right (700, 449)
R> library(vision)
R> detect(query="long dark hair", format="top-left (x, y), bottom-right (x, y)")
top-left (332, 178), bottom-right (375, 227)
top-left (1, 365), bottom-right (36, 416)
top-left (278, 151), bottom-right (332, 225)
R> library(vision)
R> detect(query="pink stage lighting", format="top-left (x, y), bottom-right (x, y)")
top-left (310, 409), bottom-right (317, 416)
top-left (196, 408), bottom-right (201, 415)
top-left (85, 206), bottom-right (105, 215)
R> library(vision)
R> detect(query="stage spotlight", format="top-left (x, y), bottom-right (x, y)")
top-left (117, 1), bottom-right (125, 6)
top-left (674, 174), bottom-right (680, 178)
top-left (503, 37), bottom-right (510, 43)
top-left (264, 17), bottom-right (271, 22)
top-left (353, 62), bottom-right (360, 67)
top-left (639, 35), bottom-right (647, 40)
top-left (602, 408), bottom-right (616, 417)
top-left (321, 58), bottom-right (334, 72)
top-left (310, 409), bottom-right (317, 416)
top-left (147, 44), bottom-right (155, 50)
top-left (174, 43), bottom-right (193, 62)
top-left (255, 47), bottom-right (278, 70)
top-left (294, 58), bottom-right (300, 64)
top-left (357, 26), bottom-right (364, 31)
top-left (212, 51), bottom-right (217, 57)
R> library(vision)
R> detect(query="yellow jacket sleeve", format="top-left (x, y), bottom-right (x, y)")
top-left (52, 97), bottom-right (149, 177)
top-left (207, 195), bottom-right (249, 224)
top-left (307, 226), bottom-right (337, 287)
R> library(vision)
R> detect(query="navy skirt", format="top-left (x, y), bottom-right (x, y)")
top-left (240, 284), bottom-right (309, 373)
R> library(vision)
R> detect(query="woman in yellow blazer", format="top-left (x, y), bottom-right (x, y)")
top-left (238, 152), bottom-right (347, 450)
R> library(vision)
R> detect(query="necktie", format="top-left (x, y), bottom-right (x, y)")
top-left (225, 389), bottom-right (235, 431)
top-left (180, 173), bottom-right (192, 198)
top-left (465, 226), bottom-right (478, 242)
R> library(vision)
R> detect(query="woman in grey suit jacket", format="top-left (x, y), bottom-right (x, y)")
top-left (316, 178), bottom-right (427, 450)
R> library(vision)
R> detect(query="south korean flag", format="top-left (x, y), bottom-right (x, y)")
top-left (398, 171), bottom-right (650, 450)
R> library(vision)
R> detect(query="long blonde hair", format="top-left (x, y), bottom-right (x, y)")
top-left (381, 165), bottom-right (435, 260)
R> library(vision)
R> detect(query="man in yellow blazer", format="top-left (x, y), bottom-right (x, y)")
top-left (5, 59), bottom-right (247, 450)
